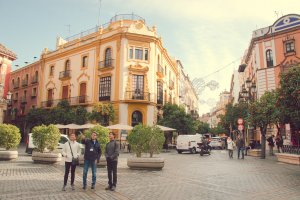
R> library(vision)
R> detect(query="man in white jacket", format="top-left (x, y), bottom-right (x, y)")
top-left (62, 133), bottom-right (81, 191)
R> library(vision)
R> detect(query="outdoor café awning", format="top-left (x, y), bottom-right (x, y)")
top-left (106, 124), bottom-right (133, 130)
top-left (156, 125), bottom-right (176, 132)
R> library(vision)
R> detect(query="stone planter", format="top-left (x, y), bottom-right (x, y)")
top-left (78, 155), bottom-right (107, 167)
top-left (248, 149), bottom-right (261, 157)
top-left (32, 152), bottom-right (62, 164)
top-left (0, 150), bottom-right (18, 161)
top-left (127, 157), bottom-right (165, 170)
top-left (275, 153), bottom-right (300, 165)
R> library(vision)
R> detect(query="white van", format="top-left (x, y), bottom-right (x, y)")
top-left (25, 133), bottom-right (69, 154)
top-left (176, 134), bottom-right (203, 154)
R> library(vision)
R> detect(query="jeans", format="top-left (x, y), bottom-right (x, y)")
top-left (107, 159), bottom-right (118, 187)
top-left (83, 160), bottom-right (97, 186)
top-left (269, 146), bottom-right (274, 155)
top-left (237, 147), bottom-right (244, 159)
top-left (228, 149), bottom-right (233, 158)
top-left (64, 162), bottom-right (76, 186)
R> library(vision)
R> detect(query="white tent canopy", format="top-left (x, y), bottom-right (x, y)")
top-left (156, 125), bottom-right (176, 131)
top-left (106, 124), bottom-right (133, 130)
top-left (54, 123), bottom-right (97, 130)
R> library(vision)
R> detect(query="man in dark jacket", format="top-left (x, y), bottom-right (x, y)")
top-left (236, 134), bottom-right (245, 159)
top-left (105, 132), bottom-right (119, 191)
top-left (267, 135), bottom-right (275, 156)
top-left (81, 132), bottom-right (101, 190)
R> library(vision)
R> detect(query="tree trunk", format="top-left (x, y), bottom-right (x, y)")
top-left (260, 127), bottom-right (266, 159)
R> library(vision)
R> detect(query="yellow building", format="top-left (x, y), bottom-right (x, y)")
top-left (39, 14), bottom-right (179, 126)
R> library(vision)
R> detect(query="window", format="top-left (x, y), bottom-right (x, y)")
top-left (15, 93), bottom-right (18, 99)
top-left (82, 56), bottom-right (88, 68)
top-left (157, 81), bottom-right (163, 104)
top-left (144, 49), bottom-right (148, 60)
top-left (135, 48), bottom-right (143, 60)
top-left (65, 60), bottom-right (70, 71)
top-left (266, 49), bottom-right (273, 67)
top-left (285, 41), bottom-right (295, 53)
top-left (129, 47), bottom-right (133, 59)
top-left (50, 66), bottom-right (54, 76)
top-left (131, 111), bottom-right (143, 127)
top-left (104, 48), bottom-right (112, 67)
top-left (32, 88), bottom-right (37, 97)
top-left (24, 90), bottom-right (27, 98)
top-left (12, 79), bottom-right (14, 87)
top-left (99, 76), bottom-right (111, 101)
top-left (17, 77), bottom-right (20, 86)
top-left (132, 75), bottom-right (144, 99)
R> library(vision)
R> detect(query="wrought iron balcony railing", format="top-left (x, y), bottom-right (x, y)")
top-left (41, 95), bottom-right (90, 108)
top-left (125, 91), bottom-right (151, 101)
top-left (59, 70), bottom-right (71, 79)
top-left (31, 76), bottom-right (38, 84)
top-left (99, 59), bottom-right (115, 69)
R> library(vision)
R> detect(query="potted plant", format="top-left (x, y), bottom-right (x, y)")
top-left (78, 124), bottom-right (109, 167)
top-left (31, 124), bottom-right (62, 164)
top-left (0, 124), bottom-right (21, 161)
top-left (127, 124), bottom-right (165, 170)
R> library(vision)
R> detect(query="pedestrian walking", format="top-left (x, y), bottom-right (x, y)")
top-left (267, 135), bottom-right (275, 156)
top-left (227, 137), bottom-right (235, 159)
top-left (81, 132), bottom-right (101, 190)
top-left (236, 134), bottom-right (245, 159)
top-left (62, 133), bottom-right (81, 191)
top-left (105, 132), bottom-right (120, 191)
top-left (275, 134), bottom-right (283, 153)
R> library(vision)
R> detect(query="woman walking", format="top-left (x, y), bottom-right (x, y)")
top-left (62, 133), bottom-right (81, 191)
top-left (227, 137), bottom-right (235, 159)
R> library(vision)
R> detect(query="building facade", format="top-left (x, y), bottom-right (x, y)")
top-left (0, 43), bottom-right (17, 123)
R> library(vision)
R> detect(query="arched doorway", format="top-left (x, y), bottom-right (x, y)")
top-left (131, 111), bottom-right (143, 127)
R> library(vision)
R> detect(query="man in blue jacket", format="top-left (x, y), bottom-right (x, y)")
top-left (81, 132), bottom-right (101, 190)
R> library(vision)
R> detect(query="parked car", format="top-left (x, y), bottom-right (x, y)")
top-left (210, 137), bottom-right (225, 149)
top-left (25, 133), bottom-right (69, 154)
top-left (176, 134), bottom-right (203, 154)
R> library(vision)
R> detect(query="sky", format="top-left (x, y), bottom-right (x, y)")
top-left (1, 0), bottom-right (299, 114)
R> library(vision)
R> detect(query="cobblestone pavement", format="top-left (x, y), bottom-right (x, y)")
top-left (1, 148), bottom-right (300, 200)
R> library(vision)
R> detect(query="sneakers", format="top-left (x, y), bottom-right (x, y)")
top-left (91, 185), bottom-right (95, 189)
top-left (71, 185), bottom-right (75, 191)
top-left (111, 186), bottom-right (116, 191)
top-left (105, 185), bottom-right (111, 190)
top-left (62, 185), bottom-right (66, 191)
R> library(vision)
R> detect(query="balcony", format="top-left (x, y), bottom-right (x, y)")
top-left (169, 80), bottom-right (174, 90)
top-left (99, 96), bottom-right (111, 101)
top-left (125, 91), bottom-right (151, 102)
top-left (20, 96), bottom-right (27, 104)
top-left (157, 98), bottom-right (163, 105)
top-left (99, 59), bottom-right (115, 70)
top-left (41, 96), bottom-right (90, 108)
top-left (31, 76), bottom-right (38, 84)
top-left (156, 64), bottom-right (164, 78)
top-left (31, 93), bottom-right (37, 98)
top-left (22, 80), bottom-right (28, 87)
top-left (59, 70), bottom-right (71, 80)
top-left (13, 84), bottom-right (20, 89)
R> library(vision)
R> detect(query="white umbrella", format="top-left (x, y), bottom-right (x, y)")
top-left (106, 124), bottom-right (133, 130)
top-left (80, 123), bottom-right (97, 129)
top-left (54, 124), bottom-right (68, 129)
top-left (65, 123), bottom-right (82, 129)
top-left (156, 125), bottom-right (176, 131)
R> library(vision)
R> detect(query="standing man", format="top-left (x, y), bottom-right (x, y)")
top-left (267, 135), bottom-right (275, 156)
top-left (62, 133), bottom-right (81, 191)
top-left (236, 134), bottom-right (245, 159)
top-left (105, 132), bottom-right (119, 191)
top-left (81, 132), bottom-right (101, 190)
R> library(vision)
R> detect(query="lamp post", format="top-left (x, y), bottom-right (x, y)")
top-left (239, 79), bottom-right (257, 145)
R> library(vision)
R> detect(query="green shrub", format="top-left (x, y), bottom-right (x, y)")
top-left (32, 124), bottom-right (61, 153)
top-left (127, 124), bottom-right (151, 157)
top-left (83, 124), bottom-right (109, 155)
top-left (147, 126), bottom-right (165, 157)
top-left (0, 124), bottom-right (21, 150)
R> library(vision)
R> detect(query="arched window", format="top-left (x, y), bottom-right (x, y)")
top-left (266, 49), bottom-right (273, 67)
top-left (82, 56), bottom-right (88, 68)
top-left (131, 111), bottom-right (143, 127)
top-left (104, 48), bottom-right (112, 67)
top-left (79, 82), bottom-right (87, 103)
top-left (35, 71), bottom-right (38, 81)
top-left (26, 74), bottom-right (29, 82)
top-left (17, 77), bottom-right (20, 87)
top-left (12, 79), bottom-right (15, 88)
top-left (50, 66), bottom-right (54, 76)
top-left (65, 60), bottom-right (70, 71)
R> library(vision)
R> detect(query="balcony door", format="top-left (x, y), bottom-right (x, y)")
top-left (131, 111), bottom-right (143, 127)
top-left (79, 83), bottom-right (86, 103)
top-left (132, 75), bottom-right (144, 100)
top-left (62, 85), bottom-right (69, 99)
top-left (47, 89), bottom-right (53, 107)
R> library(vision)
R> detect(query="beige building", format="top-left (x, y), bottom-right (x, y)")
top-left (39, 14), bottom-right (179, 126)
top-left (209, 91), bottom-right (231, 128)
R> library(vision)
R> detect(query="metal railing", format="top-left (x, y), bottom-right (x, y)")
top-left (125, 91), bottom-right (150, 101)
top-left (41, 96), bottom-right (90, 108)
top-left (282, 145), bottom-right (300, 155)
top-left (59, 70), bottom-right (71, 79)
top-left (157, 98), bottom-right (163, 105)
top-left (169, 80), bottom-right (174, 89)
top-left (65, 14), bottom-right (145, 42)
top-left (22, 80), bottom-right (28, 87)
top-left (20, 96), bottom-right (27, 104)
top-left (31, 76), bottom-right (38, 84)
top-left (157, 64), bottom-right (164, 74)
top-left (99, 59), bottom-right (115, 69)
top-left (13, 84), bottom-right (19, 89)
